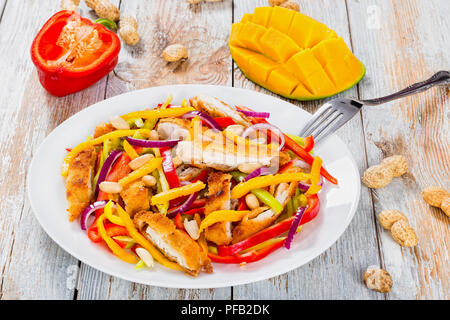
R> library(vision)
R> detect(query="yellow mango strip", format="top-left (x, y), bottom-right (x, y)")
top-left (231, 172), bottom-right (312, 199)
top-left (116, 204), bottom-right (183, 271)
top-left (306, 156), bottom-right (323, 195)
top-left (96, 214), bottom-right (138, 264)
top-left (62, 129), bottom-right (150, 177)
top-left (123, 140), bottom-right (139, 159)
top-left (118, 157), bottom-right (163, 186)
top-left (104, 200), bottom-right (125, 226)
top-left (120, 107), bottom-right (194, 120)
top-left (198, 210), bottom-right (251, 233)
top-left (151, 181), bottom-right (206, 205)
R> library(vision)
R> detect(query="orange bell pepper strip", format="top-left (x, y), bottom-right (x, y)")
top-left (96, 214), bottom-right (139, 264)
top-left (120, 107), bottom-right (194, 120)
top-left (62, 129), bottom-right (150, 177)
top-left (230, 172), bottom-right (311, 199)
top-left (118, 157), bottom-right (163, 186)
top-left (303, 135), bottom-right (315, 153)
top-left (306, 156), bottom-right (322, 195)
top-left (123, 140), bottom-right (139, 159)
top-left (198, 210), bottom-right (251, 233)
top-left (151, 181), bottom-right (206, 205)
top-left (115, 204), bottom-right (183, 271)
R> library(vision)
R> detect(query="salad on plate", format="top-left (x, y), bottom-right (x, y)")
top-left (62, 93), bottom-right (337, 276)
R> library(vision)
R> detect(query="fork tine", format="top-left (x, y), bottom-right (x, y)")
top-left (302, 108), bottom-right (338, 137)
top-left (309, 111), bottom-right (342, 138)
top-left (314, 114), bottom-right (346, 143)
top-left (298, 104), bottom-right (334, 137)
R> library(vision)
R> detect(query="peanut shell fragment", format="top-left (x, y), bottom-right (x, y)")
top-left (390, 220), bottom-right (418, 247)
top-left (363, 268), bottom-right (393, 293)
top-left (378, 210), bottom-right (408, 230)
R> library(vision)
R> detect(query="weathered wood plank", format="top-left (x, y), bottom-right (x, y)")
top-left (0, 0), bottom-right (109, 299)
top-left (76, 0), bottom-right (233, 299)
top-left (232, 0), bottom-right (383, 299)
top-left (346, 0), bottom-right (450, 299)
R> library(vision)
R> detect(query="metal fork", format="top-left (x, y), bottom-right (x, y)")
top-left (298, 70), bottom-right (450, 143)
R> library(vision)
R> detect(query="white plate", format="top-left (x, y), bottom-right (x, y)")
top-left (27, 84), bottom-right (360, 289)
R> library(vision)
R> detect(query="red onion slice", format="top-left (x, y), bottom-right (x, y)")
top-left (298, 176), bottom-right (323, 191)
top-left (80, 200), bottom-right (108, 230)
top-left (241, 123), bottom-right (285, 150)
top-left (166, 191), bottom-right (199, 219)
top-left (284, 206), bottom-right (306, 249)
top-left (182, 111), bottom-right (222, 131)
top-left (95, 150), bottom-right (122, 195)
top-left (238, 109), bottom-right (270, 118)
top-left (243, 166), bottom-right (276, 182)
top-left (126, 137), bottom-right (179, 148)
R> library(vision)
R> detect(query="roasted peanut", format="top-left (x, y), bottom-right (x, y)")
top-left (119, 15), bottom-right (140, 46)
top-left (268, 0), bottom-right (287, 6)
top-left (135, 247), bottom-right (154, 268)
top-left (279, 0), bottom-right (300, 11)
top-left (245, 193), bottom-right (260, 210)
top-left (129, 154), bottom-right (154, 170)
top-left (422, 186), bottom-right (449, 207)
top-left (142, 175), bottom-right (157, 187)
top-left (441, 197), bottom-right (450, 217)
top-left (362, 155), bottom-right (408, 189)
top-left (363, 268), bottom-right (393, 293)
top-left (85, 0), bottom-right (120, 21)
top-left (99, 181), bottom-right (123, 194)
top-left (237, 163), bottom-right (262, 174)
top-left (109, 115), bottom-right (130, 130)
top-left (391, 220), bottom-right (418, 247)
top-left (149, 130), bottom-right (159, 140)
top-left (162, 44), bottom-right (188, 62)
top-left (184, 219), bottom-right (200, 240)
top-left (60, 0), bottom-right (80, 12)
top-left (378, 210), bottom-right (408, 230)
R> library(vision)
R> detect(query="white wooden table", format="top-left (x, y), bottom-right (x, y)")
top-left (0, 0), bottom-right (448, 300)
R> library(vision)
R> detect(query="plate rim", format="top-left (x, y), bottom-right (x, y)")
top-left (27, 84), bottom-right (360, 288)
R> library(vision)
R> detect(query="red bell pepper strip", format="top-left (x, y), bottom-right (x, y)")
top-left (160, 147), bottom-right (181, 189)
top-left (208, 238), bottom-right (284, 264)
top-left (182, 207), bottom-right (205, 216)
top-left (303, 135), bottom-right (315, 153)
top-left (87, 223), bottom-right (129, 243)
top-left (278, 160), bottom-right (295, 174)
top-left (217, 194), bottom-right (320, 257)
top-left (213, 117), bottom-right (236, 129)
top-left (237, 197), bottom-right (248, 211)
top-left (174, 213), bottom-right (185, 230)
top-left (236, 106), bottom-right (337, 185)
top-left (31, 11), bottom-right (121, 97)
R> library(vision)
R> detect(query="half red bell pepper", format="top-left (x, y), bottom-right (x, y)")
top-left (217, 194), bottom-right (320, 256)
top-left (31, 11), bottom-right (121, 97)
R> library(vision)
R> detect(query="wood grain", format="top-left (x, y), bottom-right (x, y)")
top-left (232, 0), bottom-right (383, 300)
top-left (347, 0), bottom-right (450, 299)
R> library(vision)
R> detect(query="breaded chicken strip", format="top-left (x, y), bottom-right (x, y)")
top-left (120, 180), bottom-right (150, 217)
top-left (189, 94), bottom-right (251, 126)
top-left (232, 181), bottom-right (297, 243)
top-left (134, 211), bottom-right (212, 276)
top-left (93, 122), bottom-right (114, 138)
top-left (66, 147), bottom-right (97, 221)
top-left (204, 172), bottom-right (233, 245)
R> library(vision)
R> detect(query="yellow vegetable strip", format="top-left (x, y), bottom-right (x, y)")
top-left (118, 157), bottom-right (163, 186)
top-left (151, 181), bottom-right (206, 205)
top-left (198, 210), bottom-right (251, 233)
top-left (96, 214), bottom-right (139, 264)
top-left (223, 130), bottom-right (279, 153)
top-left (115, 204), bottom-right (183, 271)
top-left (306, 156), bottom-right (322, 195)
top-left (120, 107), bottom-right (194, 120)
top-left (62, 129), bottom-right (150, 176)
top-left (241, 237), bottom-right (287, 254)
top-left (104, 200), bottom-right (125, 226)
top-left (231, 172), bottom-right (312, 199)
top-left (123, 140), bottom-right (139, 159)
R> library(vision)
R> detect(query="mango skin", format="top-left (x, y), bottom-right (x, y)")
top-left (229, 6), bottom-right (366, 101)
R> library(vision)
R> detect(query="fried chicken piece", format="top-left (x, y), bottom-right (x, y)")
top-left (134, 211), bottom-right (212, 276)
top-left (189, 94), bottom-right (251, 126)
top-left (232, 181), bottom-right (297, 243)
top-left (65, 147), bottom-right (97, 221)
top-left (93, 122), bottom-right (114, 138)
top-left (204, 172), bottom-right (233, 245)
top-left (120, 180), bottom-right (150, 217)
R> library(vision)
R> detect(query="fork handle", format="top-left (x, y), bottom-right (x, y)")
top-left (359, 70), bottom-right (450, 106)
